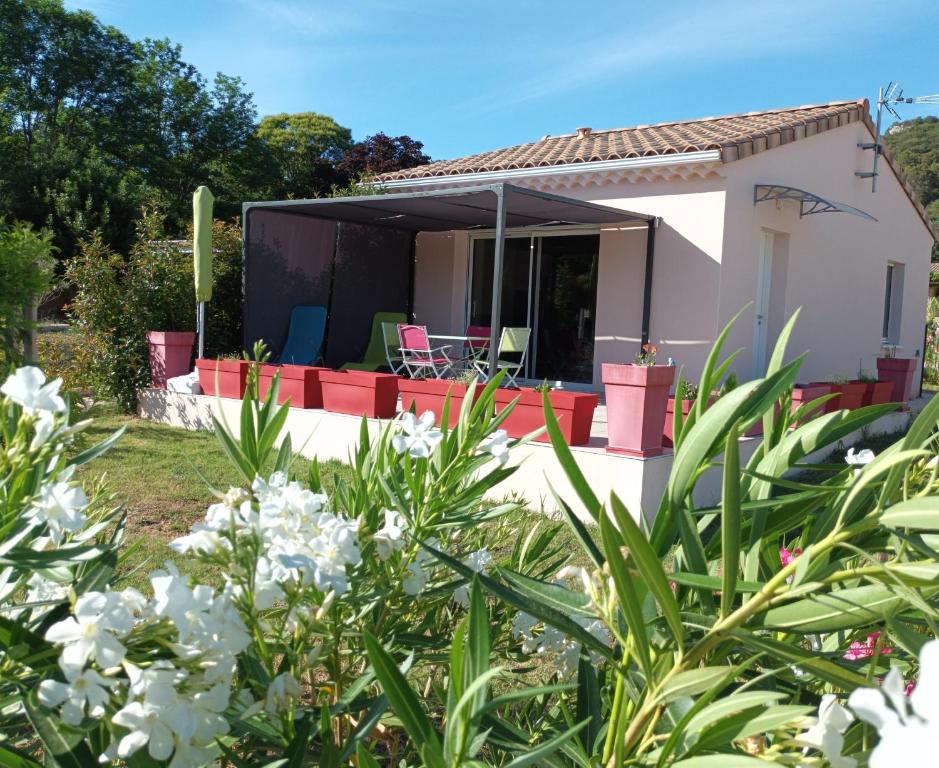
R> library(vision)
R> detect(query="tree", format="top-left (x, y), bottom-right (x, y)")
top-left (255, 112), bottom-right (352, 198)
top-left (885, 116), bottom-right (939, 258)
top-left (336, 132), bottom-right (430, 181)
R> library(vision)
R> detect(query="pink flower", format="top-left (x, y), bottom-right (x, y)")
top-left (904, 679), bottom-right (916, 696)
top-left (844, 632), bottom-right (893, 661)
top-left (779, 546), bottom-right (802, 567)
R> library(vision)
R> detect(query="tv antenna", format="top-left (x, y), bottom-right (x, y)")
top-left (857, 82), bottom-right (939, 192)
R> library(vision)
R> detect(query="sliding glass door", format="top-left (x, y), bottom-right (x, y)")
top-left (468, 231), bottom-right (600, 384)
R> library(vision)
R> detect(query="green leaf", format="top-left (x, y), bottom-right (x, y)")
top-left (683, 691), bottom-right (785, 735)
top-left (283, 713), bottom-right (314, 767)
top-left (0, 742), bottom-right (42, 767)
top-left (67, 426), bottom-right (125, 467)
top-left (503, 719), bottom-right (591, 768)
top-left (355, 744), bottom-right (381, 768)
top-left (599, 512), bottom-right (653, 678)
top-left (499, 567), bottom-right (593, 617)
top-left (657, 667), bottom-right (730, 704)
top-left (672, 753), bottom-right (779, 766)
top-left (695, 704), bottom-right (814, 751)
top-left (543, 390), bottom-right (600, 521)
top-left (760, 582), bottom-right (936, 632)
top-left (24, 688), bottom-right (98, 768)
top-left (720, 423), bottom-right (741, 619)
top-left (881, 497), bottom-right (939, 530)
top-left (576, 648), bottom-right (602, 756)
top-left (549, 481), bottom-right (605, 568)
top-left (363, 632), bottom-right (445, 768)
top-left (610, 493), bottom-right (683, 645)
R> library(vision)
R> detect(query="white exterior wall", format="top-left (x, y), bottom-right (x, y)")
top-left (719, 121), bottom-right (934, 386)
top-left (409, 123), bottom-right (933, 388)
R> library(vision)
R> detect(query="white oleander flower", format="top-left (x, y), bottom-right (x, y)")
top-left (402, 561), bottom-right (427, 595)
top-left (511, 612), bottom-right (539, 654)
top-left (846, 447), bottom-right (876, 476)
top-left (479, 429), bottom-right (510, 465)
top-left (38, 660), bottom-right (114, 725)
top-left (30, 411), bottom-right (57, 450)
top-left (169, 526), bottom-right (225, 555)
top-left (848, 640), bottom-right (939, 767)
top-left (373, 509), bottom-right (406, 560)
top-left (265, 672), bottom-right (301, 714)
top-left (1, 366), bottom-right (66, 414)
top-left (796, 693), bottom-right (857, 768)
top-left (45, 590), bottom-right (134, 673)
top-left (26, 573), bottom-right (68, 606)
top-left (452, 548), bottom-right (493, 607)
top-left (111, 699), bottom-right (176, 760)
top-left (28, 479), bottom-right (88, 543)
top-left (392, 411), bottom-right (443, 458)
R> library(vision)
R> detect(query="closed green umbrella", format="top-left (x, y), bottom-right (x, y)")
top-left (193, 186), bottom-right (214, 358)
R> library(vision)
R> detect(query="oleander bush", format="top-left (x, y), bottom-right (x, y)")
top-left (1, 309), bottom-right (938, 767)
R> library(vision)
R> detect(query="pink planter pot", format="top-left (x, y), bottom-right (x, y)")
top-left (196, 358), bottom-right (250, 399)
top-left (493, 388), bottom-right (599, 446)
top-left (791, 384), bottom-right (831, 422)
top-left (259, 365), bottom-right (329, 409)
top-left (809, 381), bottom-right (866, 412)
top-left (876, 357), bottom-right (917, 408)
top-left (602, 363), bottom-right (675, 457)
top-left (319, 370), bottom-right (400, 418)
top-left (146, 331), bottom-right (195, 389)
top-left (866, 380), bottom-right (894, 406)
top-left (398, 379), bottom-right (480, 428)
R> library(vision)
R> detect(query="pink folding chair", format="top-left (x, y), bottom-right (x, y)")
top-left (397, 324), bottom-right (453, 379)
top-left (460, 324), bottom-right (491, 372)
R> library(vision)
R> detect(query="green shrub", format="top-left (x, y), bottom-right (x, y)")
top-left (65, 212), bottom-right (243, 410)
top-left (0, 222), bottom-right (55, 365)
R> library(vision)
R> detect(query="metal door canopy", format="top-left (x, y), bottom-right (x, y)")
top-left (754, 184), bottom-right (877, 222)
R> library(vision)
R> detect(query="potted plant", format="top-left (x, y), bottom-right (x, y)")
top-left (319, 370), bottom-right (400, 418)
top-left (398, 372), bottom-right (482, 428)
top-left (146, 330), bottom-right (195, 389)
top-left (493, 381), bottom-right (599, 446)
top-left (258, 364), bottom-right (330, 409)
top-left (809, 376), bottom-right (865, 412)
top-left (855, 370), bottom-right (894, 407)
top-left (602, 343), bottom-right (675, 456)
top-left (790, 382), bottom-right (832, 421)
top-left (876, 345), bottom-right (917, 408)
top-left (664, 380), bottom-right (700, 448)
top-left (196, 354), bottom-right (250, 399)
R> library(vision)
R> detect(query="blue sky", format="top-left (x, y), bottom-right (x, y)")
top-left (65, 0), bottom-right (939, 161)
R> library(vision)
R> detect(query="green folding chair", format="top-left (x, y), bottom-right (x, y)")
top-left (473, 327), bottom-right (531, 386)
top-left (341, 311), bottom-right (407, 372)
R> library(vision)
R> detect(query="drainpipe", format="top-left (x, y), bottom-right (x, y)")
top-left (488, 187), bottom-right (507, 378)
top-left (640, 217), bottom-right (660, 346)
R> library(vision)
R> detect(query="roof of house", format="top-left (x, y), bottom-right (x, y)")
top-left (378, 99), bottom-right (936, 239)
top-left (931, 262), bottom-right (939, 274)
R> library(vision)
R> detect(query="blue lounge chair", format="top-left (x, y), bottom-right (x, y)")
top-left (277, 306), bottom-right (327, 365)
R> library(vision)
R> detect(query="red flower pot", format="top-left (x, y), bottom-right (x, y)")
top-left (319, 370), bottom-right (399, 418)
top-left (259, 365), bottom-right (329, 409)
top-left (866, 380), bottom-right (894, 406)
top-left (791, 384), bottom-right (831, 421)
top-left (876, 357), bottom-right (917, 407)
top-left (146, 331), bottom-right (195, 389)
top-left (493, 388), bottom-right (599, 446)
top-left (602, 363), bottom-right (675, 457)
top-left (196, 358), bottom-right (250, 399)
top-left (664, 398), bottom-right (693, 448)
top-left (809, 381), bottom-right (865, 412)
top-left (398, 379), bottom-right (481, 428)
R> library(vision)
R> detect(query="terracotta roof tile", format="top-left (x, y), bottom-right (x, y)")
top-left (379, 100), bottom-right (867, 180)
top-left (378, 98), bottom-right (937, 240)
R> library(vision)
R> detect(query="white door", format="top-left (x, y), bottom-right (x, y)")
top-left (752, 231), bottom-right (774, 377)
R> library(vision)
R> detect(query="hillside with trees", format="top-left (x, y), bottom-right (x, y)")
top-left (0, 0), bottom-right (429, 261)
top-left (885, 116), bottom-right (939, 258)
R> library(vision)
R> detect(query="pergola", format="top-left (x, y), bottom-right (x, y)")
top-left (242, 182), bottom-right (655, 375)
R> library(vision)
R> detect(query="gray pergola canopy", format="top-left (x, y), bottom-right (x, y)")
top-left (243, 183), bottom-right (655, 374)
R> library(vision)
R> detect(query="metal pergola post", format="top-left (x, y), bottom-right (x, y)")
top-left (487, 188), bottom-right (507, 379)
top-left (640, 217), bottom-right (659, 346)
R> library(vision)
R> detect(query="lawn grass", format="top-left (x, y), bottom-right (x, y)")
top-left (73, 403), bottom-right (355, 590)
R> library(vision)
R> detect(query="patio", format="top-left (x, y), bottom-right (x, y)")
top-left (138, 386), bottom-right (930, 522)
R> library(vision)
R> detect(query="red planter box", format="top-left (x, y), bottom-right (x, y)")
top-left (146, 331), bottom-right (195, 389)
top-left (319, 370), bottom-right (400, 418)
top-left (602, 363), bottom-right (675, 457)
top-left (791, 384), bottom-right (832, 421)
top-left (865, 380), bottom-right (894, 406)
top-left (809, 381), bottom-right (865, 412)
top-left (258, 365), bottom-right (329, 409)
top-left (196, 358), bottom-right (249, 399)
top-left (493, 388), bottom-right (599, 446)
top-left (876, 357), bottom-right (917, 408)
top-left (398, 379), bottom-right (481, 428)
top-left (664, 395), bottom-right (725, 446)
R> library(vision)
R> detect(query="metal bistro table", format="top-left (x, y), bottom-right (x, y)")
top-left (428, 334), bottom-right (490, 376)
